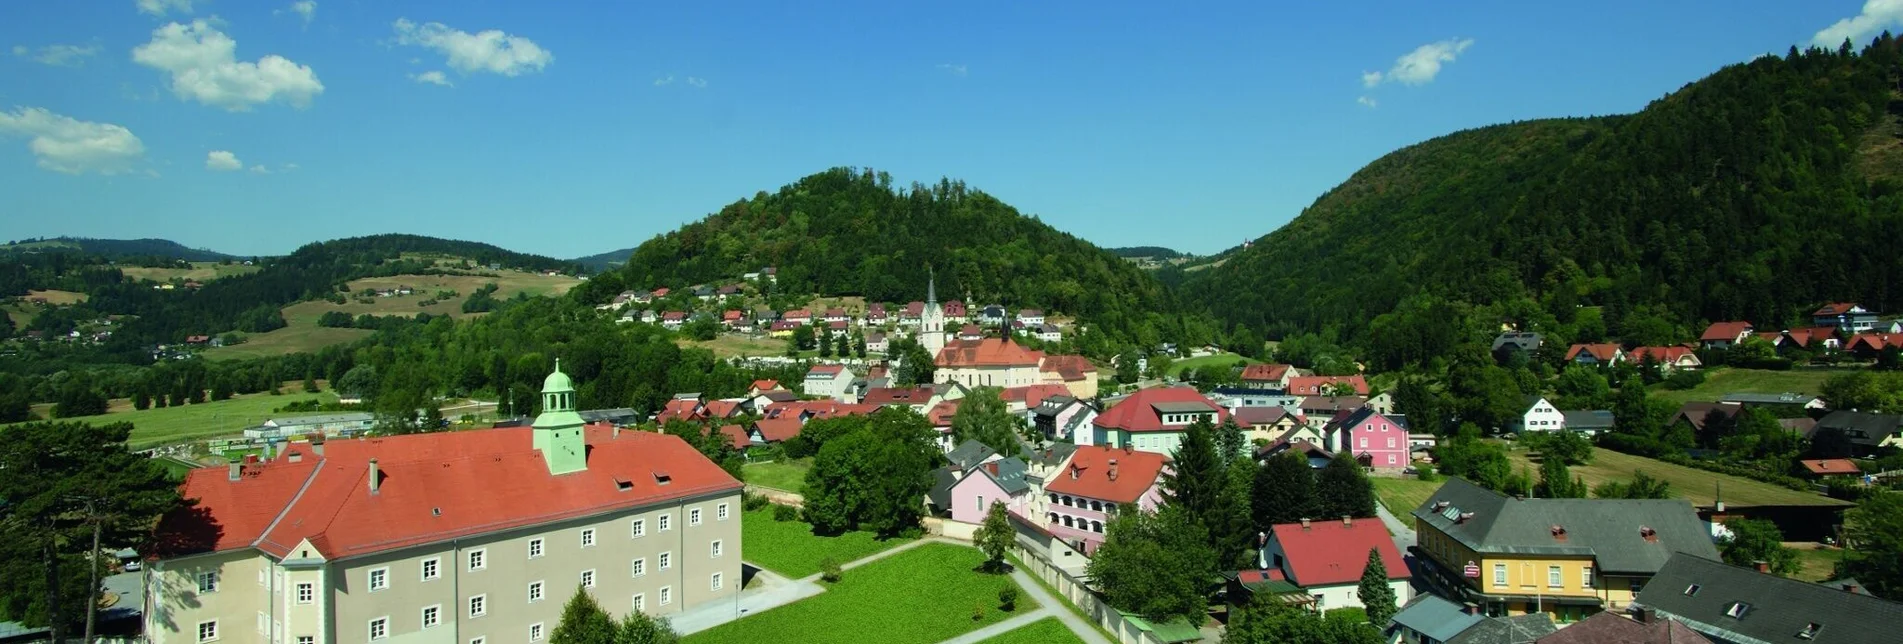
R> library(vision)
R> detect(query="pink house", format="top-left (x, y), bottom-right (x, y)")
top-left (948, 457), bottom-right (1032, 524)
top-left (1043, 445), bottom-right (1169, 555)
top-left (1322, 407), bottom-right (1410, 472)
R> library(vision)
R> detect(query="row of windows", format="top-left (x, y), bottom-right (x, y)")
top-left (1047, 493), bottom-right (1110, 513)
top-left (1489, 563), bottom-right (1594, 590)
top-left (1048, 512), bottom-right (1105, 533)
top-left (1355, 436), bottom-right (1400, 448)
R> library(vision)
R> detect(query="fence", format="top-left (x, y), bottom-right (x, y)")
top-left (921, 517), bottom-right (981, 541)
top-left (1010, 535), bottom-right (1171, 644)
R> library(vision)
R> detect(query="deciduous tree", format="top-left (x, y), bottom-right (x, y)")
top-left (1087, 504), bottom-right (1215, 621)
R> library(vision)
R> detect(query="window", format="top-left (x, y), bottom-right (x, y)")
top-left (1359, 436), bottom-right (1368, 448)
top-left (1583, 567), bottom-right (1594, 589)
top-left (633, 594), bottom-right (646, 612)
top-left (529, 580), bottom-right (545, 603)
top-left (196, 571), bottom-right (219, 594)
top-left (660, 513), bottom-right (672, 531)
top-left (712, 572), bottom-right (724, 591)
top-left (422, 605), bottom-right (441, 629)
top-left (1548, 566), bottom-right (1562, 588)
top-left (1493, 564), bottom-right (1507, 587)
top-left (529, 622), bottom-right (545, 641)
top-left (660, 552), bottom-right (672, 570)
top-left (659, 586), bottom-right (672, 605)
top-left (258, 569), bottom-right (266, 586)
top-left (529, 538), bottom-right (545, 558)
top-left (690, 508), bottom-right (703, 526)
top-left (717, 503), bottom-right (730, 520)
top-left (1724, 602), bottom-right (1751, 619)
top-left (1798, 622), bottom-right (1823, 640)
top-left (632, 518), bottom-right (646, 538)
top-left (293, 581), bottom-right (314, 604)
top-left (468, 594), bottom-right (487, 618)
top-left (368, 617), bottom-right (389, 640)
top-left (712, 540), bottom-right (724, 558)
top-left (976, 495), bottom-right (985, 512)
top-left (197, 620), bottom-right (219, 643)
top-left (422, 557), bottom-right (440, 581)
top-left (298, 637), bottom-right (313, 644)
top-left (257, 612), bottom-right (267, 634)
top-left (1386, 437), bottom-right (1396, 448)
top-left (632, 558), bottom-right (647, 577)
top-left (581, 569), bottom-right (596, 588)
top-left (581, 528), bottom-right (596, 547)
top-left (1684, 584), bottom-right (1702, 597)
top-left (468, 549), bottom-right (487, 571)
top-left (369, 567), bottom-right (389, 592)
top-left (470, 639), bottom-right (485, 644)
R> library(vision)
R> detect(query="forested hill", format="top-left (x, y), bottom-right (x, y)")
top-left (1184, 38), bottom-right (1903, 369)
top-left (588, 167), bottom-right (1191, 348)
top-left (0, 237), bottom-right (233, 262)
top-left (570, 247), bottom-right (636, 271)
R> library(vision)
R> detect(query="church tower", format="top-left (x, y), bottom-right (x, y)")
top-left (532, 359), bottom-right (588, 475)
top-left (921, 269), bottom-right (947, 358)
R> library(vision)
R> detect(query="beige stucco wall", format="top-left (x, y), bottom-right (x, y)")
top-left (146, 550), bottom-right (271, 644)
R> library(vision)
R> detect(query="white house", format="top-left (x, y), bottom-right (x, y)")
top-left (1511, 396), bottom-right (1566, 433)
top-left (803, 364), bottom-right (858, 402)
top-left (1260, 517), bottom-right (1411, 612)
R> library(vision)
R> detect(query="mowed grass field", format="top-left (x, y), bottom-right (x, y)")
top-left (978, 617), bottom-right (1085, 644)
top-left (1649, 367), bottom-right (1846, 406)
top-left (119, 262), bottom-right (260, 283)
top-left (739, 508), bottom-right (915, 579)
top-left (1165, 352), bottom-right (1257, 378)
top-left (675, 335), bottom-right (790, 359)
top-left (203, 325), bottom-right (373, 361)
top-left (686, 542), bottom-right (1032, 644)
top-left (11, 390), bottom-right (339, 449)
top-left (742, 458), bottom-right (811, 492)
top-left (1503, 445), bottom-right (1849, 508)
top-left (1372, 477), bottom-right (1444, 517)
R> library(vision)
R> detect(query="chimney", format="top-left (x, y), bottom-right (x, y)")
top-left (288, 450), bottom-right (303, 463)
top-left (1300, 517), bottom-right (1311, 530)
top-left (311, 433), bottom-right (326, 456)
top-left (227, 461), bottom-right (241, 481)
top-left (1637, 607), bottom-right (1658, 623)
top-left (1342, 515), bottom-right (1352, 527)
top-left (368, 458), bottom-right (381, 495)
top-left (613, 424), bottom-right (621, 439)
top-left (1070, 465), bottom-right (1080, 480)
top-left (1753, 560), bottom-right (1770, 574)
top-left (1461, 603), bottom-right (1481, 616)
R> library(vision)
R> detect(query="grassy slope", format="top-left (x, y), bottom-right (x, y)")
top-left (1790, 543), bottom-right (1842, 582)
top-left (674, 335), bottom-right (790, 359)
top-left (687, 542), bottom-right (1031, 644)
top-left (10, 390), bottom-right (338, 449)
top-left (977, 617), bottom-right (1085, 644)
top-left (1372, 477), bottom-right (1443, 517)
top-left (1165, 352), bottom-right (1256, 377)
top-left (739, 508), bottom-right (914, 579)
top-left (1649, 368), bottom-right (1846, 406)
top-left (119, 262), bottom-right (261, 283)
top-left (1502, 446), bottom-right (1848, 508)
top-left (204, 326), bottom-right (374, 361)
top-left (741, 458), bottom-right (811, 492)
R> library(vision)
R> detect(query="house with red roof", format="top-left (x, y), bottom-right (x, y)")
top-left (1627, 345), bottom-right (1702, 373)
top-left (650, 287), bottom-right (671, 298)
top-left (900, 301), bottom-right (924, 325)
top-left (660, 311), bottom-right (687, 330)
top-left (1699, 321), bottom-right (1754, 350)
top-left (861, 385), bottom-right (941, 414)
top-left (782, 309), bottom-right (812, 326)
top-left (956, 323), bottom-right (984, 341)
top-left (708, 424), bottom-right (751, 450)
top-left (1043, 445), bottom-right (1169, 554)
top-left (1797, 458), bottom-right (1861, 479)
top-left (827, 319), bottom-right (850, 337)
top-left (1813, 302), bottom-right (1878, 332)
top-left (1090, 386), bottom-right (1228, 455)
top-left (943, 300), bottom-right (968, 322)
top-left (803, 363), bottom-right (857, 402)
top-left (1845, 332), bottom-right (1903, 360)
top-left (927, 399), bottom-right (961, 452)
top-left (1261, 516), bottom-right (1411, 611)
top-left (1564, 343), bottom-right (1625, 366)
top-left (822, 308), bottom-right (849, 325)
top-left (145, 364), bottom-right (744, 643)
top-left (721, 310), bottom-right (745, 325)
top-left (1000, 384), bottom-right (1071, 414)
top-left (653, 397), bottom-right (705, 425)
top-left (1240, 363), bottom-right (1296, 389)
top-left (1780, 326), bottom-right (1841, 351)
top-left (1037, 354), bottom-right (1100, 399)
top-left (748, 379), bottom-right (782, 396)
top-left (1286, 374), bottom-right (1369, 397)
top-left (866, 303), bottom-right (888, 326)
top-left (1232, 406), bottom-right (1305, 444)
top-left (749, 417), bottom-right (804, 445)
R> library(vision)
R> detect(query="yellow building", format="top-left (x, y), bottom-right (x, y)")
top-left (1410, 478), bottom-right (1719, 624)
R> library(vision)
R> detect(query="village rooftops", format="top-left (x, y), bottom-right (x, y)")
top-left (1635, 553), bottom-right (1903, 644)
top-left (1044, 444), bottom-right (1168, 504)
top-left (1094, 387), bottom-right (1227, 433)
top-left (1411, 478), bottom-right (1717, 575)
top-left (1239, 363), bottom-right (1293, 382)
top-left (1699, 321), bottom-right (1753, 341)
top-left (1269, 516), bottom-right (1410, 587)
top-left (936, 337), bottom-right (1045, 367)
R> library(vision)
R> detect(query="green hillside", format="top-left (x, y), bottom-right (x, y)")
top-left (1185, 39), bottom-right (1903, 368)
top-left (0, 237), bottom-right (234, 262)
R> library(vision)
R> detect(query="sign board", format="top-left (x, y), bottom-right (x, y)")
top-left (1463, 561), bottom-right (1481, 578)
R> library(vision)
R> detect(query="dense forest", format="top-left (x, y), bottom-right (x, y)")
top-left (569, 246), bottom-right (637, 271)
top-left (1186, 37), bottom-right (1903, 370)
top-left (0, 237), bottom-right (234, 262)
top-left (590, 167), bottom-right (1210, 350)
top-left (1106, 246), bottom-right (1184, 259)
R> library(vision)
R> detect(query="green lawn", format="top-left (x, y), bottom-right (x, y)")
top-left (740, 508), bottom-right (915, 578)
top-left (977, 617), bottom-right (1085, 644)
top-left (6, 391), bottom-right (338, 449)
top-left (1502, 446), bottom-right (1850, 508)
top-left (1372, 477), bottom-right (1443, 517)
top-left (203, 325), bottom-right (372, 361)
top-left (1004, 553), bottom-right (1122, 643)
top-left (742, 458), bottom-right (811, 492)
top-left (1791, 544), bottom-right (1842, 582)
top-left (1649, 367), bottom-right (1848, 406)
top-left (1166, 352), bottom-right (1256, 378)
top-left (687, 542), bottom-right (1033, 644)
top-left (153, 456), bottom-right (202, 481)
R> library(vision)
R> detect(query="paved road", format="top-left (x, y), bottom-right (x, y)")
top-left (1006, 568), bottom-right (1112, 644)
top-left (1375, 501), bottom-right (1417, 550)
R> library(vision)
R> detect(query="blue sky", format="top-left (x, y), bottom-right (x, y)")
top-left (0, 1), bottom-right (1896, 258)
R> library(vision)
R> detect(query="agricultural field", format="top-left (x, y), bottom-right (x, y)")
top-left (1649, 367), bottom-right (1846, 406)
top-left (1502, 445), bottom-right (1850, 508)
top-left (118, 262), bottom-right (260, 283)
top-left (1372, 477), bottom-right (1444, 517)
top-left (742, 458), bottom-right (811, 492)
top-left (203, 325), bottom-right (372, 361)
top-left (676, 335), bottom-right (791, 359)
top-left (978, 617), bottom-right (1086, 644)
top-left (11, 389), bottom-right (339, 449)
top-left (739, 508), bottom-right (915, 579)
top-left (686, 542), bottom-right (1031, 644)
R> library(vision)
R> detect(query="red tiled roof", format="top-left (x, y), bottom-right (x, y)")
top-left (863, 386), bottom-right (936, 406)
top-left (944, 300), bottom-right (966, 316)
top-left (750, 379), bottom-right (781, 392)
top-left (1018, 309), bottom-right (1043, 316)
top-left (1814, 302), bottom-right (1861, 316)
top-left (1044, 445), bottom-right (1168, 504)
top-left (1799, 458), bottom-right (1862, 475)
top-left (651, 287), bottom-right (670, 296)
top-left (1538, 611), bottom-right (1711, 644)
top-left (654, 399), bottom-right (703, 424)
top-left (722, 310), bottom-right (743, 322)
top-left (927, 400), bottom-right (961, 427)
top-left (1240, 363), bottom-right (1292, 383)
top-left (770, 321), bottom-right (798, 331)
top-left (703, 400), bottom-right (742, 418)
top-left (828, 320), bottom-right (848, 330)
top-left (1628, 345), bottom-right (1695, 363)
top-left (1700, 321), bottom-right (1753, 342)
top-left (1564, 343), bottom-right (1621, 362)
top-left (903, 302), bottom-right (924, 317)
top-left (1846, 332), bottom-right (1903, 352)
top-left (161, 426), bottom-right (740, 560)
top-left (937, 337), bottom-right (1044, 368)
top-left (662, 311), bottom-right (686, 321)
top-left (711, 424), bottom-right (750, 450)
top-left (1286, 375), bottom-right (1369, 396)
top-left (752, 418), bottom-right (803, 442)
top-left (1235, 568), bottom-right (1288, 584)
top-left (1001, 384), bottom-right (1070, 408)
top-left (807, 364), bottom-right (845, 376)
top-left (784, 309), bottom-right (811, 319)
top-left (1268, 518), bottom-right (1409, 587)
top-left (1094, 387), bottom-right (1227, 433)
top-left (1039, 354), bottom-right (1097, 381)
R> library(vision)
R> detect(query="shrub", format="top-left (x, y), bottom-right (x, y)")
top-left (772, 504), bottom-right (799, 522)
top-left (998, 586), bottom-right (1020, 612)
top-left (1662, 369), bottom-right (1707, 390)
top-left (819, 557), bottom-right (843, 583)
top-left (743, 493), bottom-right (770, 512)
top-left (972, 602), bottom-right (985, 621)
top-left (1414, 463), bottom-right (1440, 482)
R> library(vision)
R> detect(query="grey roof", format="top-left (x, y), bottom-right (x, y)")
top-left (946, 440), bottom-right (998, 470)
top-left (973, 457), bottom-right (1031, 495)
top-left (1814, 410), bottom-right (1903, 446)
top-left (1720, 392), bottom-right (1819, 406)
top-left (1021, 443), bottom-right (1078, 469)
top-left (1492, 331), bottom-right (1542, 353)
top-left (927, 466), bottom-right (959, 510)
top-left (1446, 613), bottom-right (1555, 644)
top-left (1560, 410), bottom-right (1616, 430)
top-left (1636, 553), bottom-right (1903, 644)
top-left (1411, 478), bottom-right (1719, 574)
top-left (1388, 594), bottom-right (1484, 642)
top-left (578, 408), bottom-right (640, 424)
top-left (1032, 394), bottom-right (1077, 417)
top-left (1323, 406), bottom-right (1386, 431)
top-left (265, 412), bottom-right (374, 427)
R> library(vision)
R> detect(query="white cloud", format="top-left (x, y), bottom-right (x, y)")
top-left (937, 63), bottom-right (968, 77)
top-left (249, 165), bottom-right (271, 174)
top-left (205, 150), bottom-right (243, 171)
top-left (1357, 96), bottom-right (1377, 108)
top-left (15, 44), bottom-right (99, 67)
top-left (133, 20), bottom-right (324, 111)
top-left (136, 0), bottom-right (193, 17)
top-left (288, 1), bottom-right (316, 24)
top-left (392, 18), bottom-right (553, 77)
top-left (685, 76), bottom-right (707, 88)
top-left (1815, 0), bottom-right (1903, 47)
top-left (410, 70), bottom-right (453, 87)
top-left (0, 107), bottom-right (146, 175)
top-left (653, 74), bottom-right (675, 86)
top-left (1363, 38), bottom-right (1473, 90)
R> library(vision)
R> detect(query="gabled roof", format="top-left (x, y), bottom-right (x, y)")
top-left (1491, 331), bottom-right (1542, 353)
top-left (1533, 610), bottom-right (1709, 644)
top-left (862, 386), bottom-right (936, 406)
top-left (946, 440), bottom-right (998, 470)
top-left (1719, 392), bottom-right (1817, 406)
top-left (1299, 395), bottom-right (1367, 414)
top-left (1021, 443), bottom-right (1079, 469)
top-left (1699, 321), bottom-right (1753, 342)
top-left (1636, 553), bottom-right (1903, 644)
top-left (1045, 445), bottom-right (1168, 504)
top-left (927, 466), bottom-right (959, 510)
top-left (1324, 407), bottom-right (1400, 434)
top-left (703, 399), bottom-right (743, 418)
top-left (1564, 343), bottom-right (1623, 361)
top-left (965, 457), bottom-right (1031, 495)
top-left (1093, 387), bottom-right (1227, 433)
top-left (1447, 613), bottom-right (1556, 644)
top-left (1671, 402), bottom-right (1742, 432)
top-left (1269, 517), bottom-right (1410, 587)
top-left (927, 399), bottom-right (961, 427)
top-left (1813, 302), bottom-right (1866, 317)
top-left (1798, 458), bottom-right (1860, 476)
top-left (1628, 345), bottom-right (1697, 364)
top-left (1231, 406), bottom-right (1294, 427)
top-left (1240, 363), bottom-right (1293, 382)
top-left (937, 337), bottom-right (1044, 368)
top-left (749, 379), bottom-right (781, 392)
top-left (750, 418), bottom-right (803, 442)
top-left (1286, 375), bottom-right (1370, 396)
top-left (1390, 595), bottom-right (1485, 643)
top-left (1001, 384), bottom-right (1070, 408)
top-left (1559, 410), bottom-right (1615, 430)
top-left (708, 424), bottom-right (750, 450)
top-left (1040, 354), bottom-right (1096, 381)
top-left (1410, 478), bottom-right (1718, 574)
top-left (806, 364), bottom-right (846, 377)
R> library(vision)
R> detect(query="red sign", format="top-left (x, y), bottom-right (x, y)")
top-left (1463, 561), bottom-right (1481, 578)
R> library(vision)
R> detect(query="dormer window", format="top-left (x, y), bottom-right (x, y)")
top-left (1797, 623), bottom-right (1822, 639)
top-left (1683, 584), bottom-right (1701, 597)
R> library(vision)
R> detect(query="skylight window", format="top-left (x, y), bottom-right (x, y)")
top-left (1797, 623), bottom-right (1822, 639)
top-left (1724, 601), bottom-right (1751, 619)
top-left (1683, 584), bottom-right (1701, 597)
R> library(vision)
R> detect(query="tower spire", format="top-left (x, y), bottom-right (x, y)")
top-left (927, 266), bottom-right (936, 305)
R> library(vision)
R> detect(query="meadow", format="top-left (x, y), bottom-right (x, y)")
top-left (1502, 445), bottom-right (1850, 508)
top-left (739, 508), bottom-right (915, 579)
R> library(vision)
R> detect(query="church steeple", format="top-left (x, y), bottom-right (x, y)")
top-left (927, 267), bottom-right (937, 305)
top-left (532, 359), bottom-right (587, 475)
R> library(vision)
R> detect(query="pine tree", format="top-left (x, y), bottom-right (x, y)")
top-left (1216, 416), bottom-right (1248, 462)
top-left (1357, 547), bottom-right (1397, 626)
